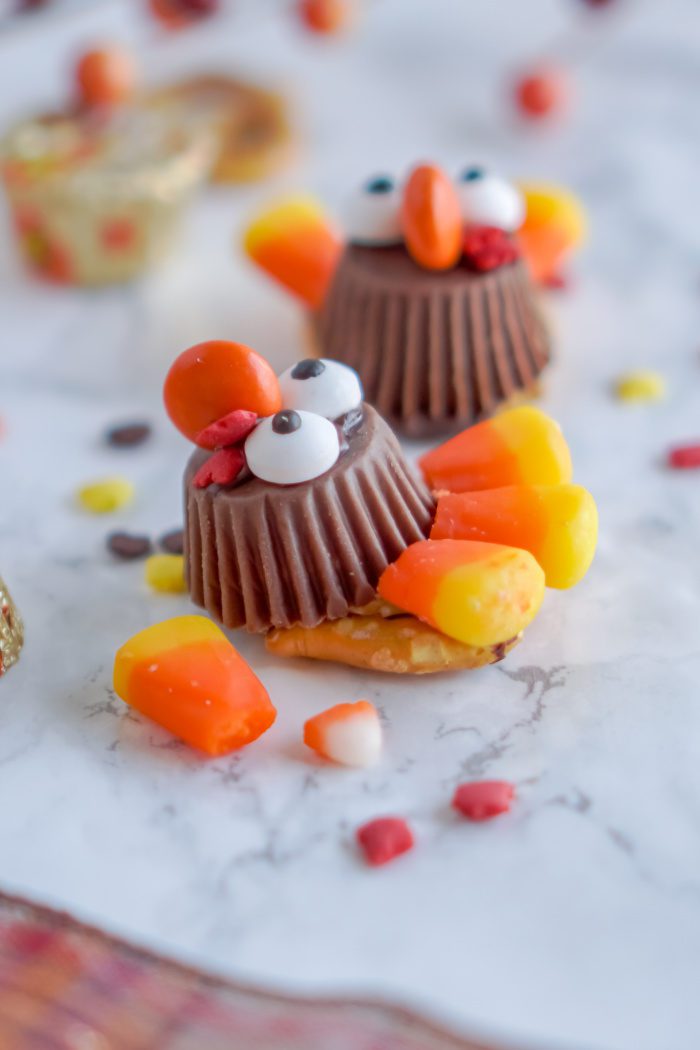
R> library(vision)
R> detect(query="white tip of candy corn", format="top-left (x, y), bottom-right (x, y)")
top-left (303, 700), bottom-right (382, 768)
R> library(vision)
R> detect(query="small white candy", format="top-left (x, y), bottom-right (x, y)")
top-left (311, 703), bottom-right (383, 768)
top-left (344, 175), bottom-right (402, 246)
top-left (245, 409), bottom-right (339, 485)
top-left (278, 358), bottom-right (363, 421)
top-left (456, 169), bottom-right (525, 233)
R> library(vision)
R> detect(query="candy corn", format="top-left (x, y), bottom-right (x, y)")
top-left (378, 539), bottom-right (545, 648)
top-left (431, 484), bottom-right (598, 589)
top-left (304, 700), bottom-right (382, 767)
top-left (517, 182), bottom-right (586, 284)
top-left (113, 616), bottom-right (276, 755)
top-left (420, 406), bottom-right (572, 494)
top-left (244, 196), bottom-right (342, 309)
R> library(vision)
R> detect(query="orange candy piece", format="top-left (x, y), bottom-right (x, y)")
top-left (304, 700), bottom-right (381, 767)
top-left (244, 197), bottom-right (343, 309)
top-left (299, 0), bottom-right (352, 33)
top-left (113, 616), bottom-right (276, 756)
top-left (164, 340), bottom-right (281, 443)
top-left (431, 484), bottom-right (598, 589)
top-left (378, 539), bottom-right (545, 648)
top-left (401, 164), bottom-right (462, 271)
top-left (517, 183), bottom-right (586, 284)
top-left (75, 47), bottom-right (136, 108)
top-left (420, 406), bottom-right (573, 494)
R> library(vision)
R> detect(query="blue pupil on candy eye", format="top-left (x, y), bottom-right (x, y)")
top-left (460, 167), bottom-right (485, 181)
top-left (365, 176), bottom-right (394, 194)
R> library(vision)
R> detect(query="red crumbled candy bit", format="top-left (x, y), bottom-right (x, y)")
top-left (193, 447), bottom-right (245, 488)
top-left (195, 409), bottom-right (259, 451)
top-left (356, 817), bottom-right (414, 866)
top-left (668, 444), bottom-right (700, 470)
top-left (452, 780), bottom-right (515, 821)
top-left (463, 225), bottom-right (520, 273)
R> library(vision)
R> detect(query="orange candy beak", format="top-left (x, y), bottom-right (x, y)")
top-left (401, 164), bottom-right (463, 271)
top-left (113, 616), bottom-right (277, 756)
top-left (378, 539), bottom-right (545, 648)
top-left (420, 406), bottom-right (573, 494)
top-left (244, 196), bottom-right (343, 309)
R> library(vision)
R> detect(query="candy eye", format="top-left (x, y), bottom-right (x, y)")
top-left (456, 169), bottom-right (525, 232)
top-left (344, 174), bottom-right (402, 246)
top-left (278, 358), bottom-right (363, 421)
top-left (245, 409), bottom-right (340, 485)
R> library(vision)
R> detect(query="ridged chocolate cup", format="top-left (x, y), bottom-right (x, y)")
top-left (310, 245), bottom-right (551, 438)
top-left (185, 404), bottom-right (435, 633)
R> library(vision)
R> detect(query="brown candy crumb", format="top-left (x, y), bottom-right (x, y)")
top-left (159, 528), bottom-right (184, 555)
top-left (107, 532), bottom-right (153, 560)
top-left (105, 422), bottom-right (152, 448)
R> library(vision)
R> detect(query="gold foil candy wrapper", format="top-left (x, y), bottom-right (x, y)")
top-left (144, 75), bottom-right (294, 184)
top-left (0, 577), bottom-right (24, 676)
top-left (1, 109), bottom-right (214, 286)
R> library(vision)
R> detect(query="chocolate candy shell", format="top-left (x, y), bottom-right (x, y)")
top-left (185, 405), bottom-right (435, 633)
top-left (310, 245), bottom-right (550, 438)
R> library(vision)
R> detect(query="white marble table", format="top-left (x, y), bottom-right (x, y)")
top-left (1, 2), bottom-right (700, 1048)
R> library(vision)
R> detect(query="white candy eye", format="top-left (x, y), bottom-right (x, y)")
top-left (245, 409), bottom-right (340, 485)
top-left (344, 175), bottom-right (402, 246)
top-left (456, 167), bottom-right (525, 232)
top-left (278, 359), bottom-right (363, 421)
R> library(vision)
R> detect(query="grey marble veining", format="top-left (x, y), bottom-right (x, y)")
top-left (1, 2), bottom-right (699, 1049)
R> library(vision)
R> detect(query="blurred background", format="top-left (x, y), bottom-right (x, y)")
top-left (1, 3), bottom-right (700, 1050)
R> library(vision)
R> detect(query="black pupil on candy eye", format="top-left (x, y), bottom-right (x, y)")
top-left (272, 410), bottom-right (302, 435)
top-left (365, 176), bottom-right (394, 194)
top-left (461, 167), bottom-right (485, 181)
top-left (291, 359), bottom-right (325, 380)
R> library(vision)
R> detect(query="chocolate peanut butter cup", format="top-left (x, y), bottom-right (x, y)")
top-left (185, 403), bottom-right (435, 633)
top-left (310, 245), bottom-right (549, 438)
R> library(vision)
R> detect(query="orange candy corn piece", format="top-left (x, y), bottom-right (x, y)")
top-left (304, 700), bottom-right (382, 767)
top-left (517, 182), bottom-right (586, 283)
top-left (431, 484), bottom-right (598, 590)
top-left (244, 196), bottom-right (343, 309)
top-left (113, 616), bottom-right (276, 756)
top-left (420, 406), bottom-right (573, 494)
top-left (378, 539), bottom-right (545, 648)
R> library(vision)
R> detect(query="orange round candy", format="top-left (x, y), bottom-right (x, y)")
top-left (402, 165), bottom-right (462, 271)
top-left (75, 47), bottom-right (136, 108)
top-left (164, 341), bottom-right (282, 443)
top-left (299, 0), bottom-right (351, 34)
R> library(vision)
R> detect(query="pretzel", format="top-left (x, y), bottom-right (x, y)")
top-left (265, 613), bottom-right (520, 675)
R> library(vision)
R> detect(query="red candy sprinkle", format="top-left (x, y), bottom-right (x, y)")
top-left (195, 409), bottom-right (258, 451)
top-left (668, 444), bottom-right (700, 470)
top-left (463, 225), bottom-right (520, 272)
top-left (452, 780), bottom-right (515, 821)
top-left (193, 447), bottom-right (245, 489)
top-left (356, 817), bottom-right (414, 866)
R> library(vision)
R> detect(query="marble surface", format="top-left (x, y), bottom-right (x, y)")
top-left (1, 2), bottom-right (700, 1048)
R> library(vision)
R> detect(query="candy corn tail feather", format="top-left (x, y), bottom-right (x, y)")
top-left (243, 196), bottom-right (343, 309)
